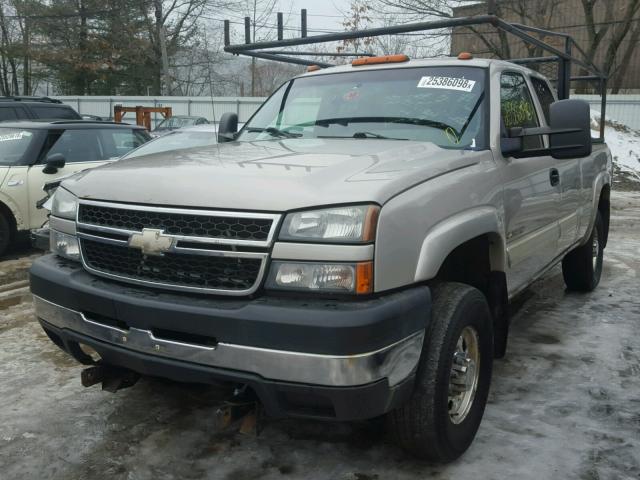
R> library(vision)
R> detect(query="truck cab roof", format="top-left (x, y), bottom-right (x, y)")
top-left (299, 56), bottom-right (542, 79)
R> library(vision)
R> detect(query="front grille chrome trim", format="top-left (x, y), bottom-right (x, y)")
top-left (77, 231), bottom-right (128, 247)
top-left (75, 199), bottom-right (280, 296)
top-left (77, 199), bottom-right (282, 248)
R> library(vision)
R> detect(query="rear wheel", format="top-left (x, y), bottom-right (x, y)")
top-left (562, 212), bottom-right (604, 292)
top-left (0, 213), bottom-right (11, 258)
top-left (387, 282), bottom-right (493, 462)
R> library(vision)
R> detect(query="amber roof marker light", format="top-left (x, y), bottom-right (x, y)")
top-left (307, 65), bottom-right (321, 72)
top-left (352, 54), bottom-right (410, 66)
top-left (458, 52), bottom-right (474, 60)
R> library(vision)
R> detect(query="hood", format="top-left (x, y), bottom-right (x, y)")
top-left (63, 139), bottom-right (484, 212)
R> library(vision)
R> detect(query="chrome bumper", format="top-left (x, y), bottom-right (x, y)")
top-left (34, 295), bottom-right (424, 387)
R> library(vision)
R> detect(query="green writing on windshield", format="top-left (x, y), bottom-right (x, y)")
top-left (502, 100), bottom-right (535, 128)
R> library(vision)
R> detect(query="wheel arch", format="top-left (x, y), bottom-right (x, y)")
top-left (581, 172), bottom-right (611, 246)
top-left (0, 199), bottom-right (18, 236)
top-left (597, 183), bottom-right (610, 248)
top-left (414, 207), bottom-right (506, 283)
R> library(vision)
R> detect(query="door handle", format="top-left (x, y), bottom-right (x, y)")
top-left (549, 168), bottom-right (560, 187)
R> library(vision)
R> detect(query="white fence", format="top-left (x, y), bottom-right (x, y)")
top-left (573, 95), bottom-right (640, 130)
top-left (53, 94), bottom-right (640, 131)
top-left (53, 96), bottom-right (267, 127)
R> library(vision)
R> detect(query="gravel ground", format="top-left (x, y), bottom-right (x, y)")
top-left (0, 192), bottom-right (639, 480)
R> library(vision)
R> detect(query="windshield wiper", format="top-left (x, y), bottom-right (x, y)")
top-left (318, 131), bottom-right (407, 140)
top-left (315, 117), bottom-right (457, 132)
top-left (245, 127), bottom-right (301, 138)
top-left (354, 131), bottom-right (407, 140)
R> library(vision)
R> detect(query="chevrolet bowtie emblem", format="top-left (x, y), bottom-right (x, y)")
top-left (128, 228), bottom-right (174, 256)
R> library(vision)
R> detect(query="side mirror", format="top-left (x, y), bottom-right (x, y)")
top-left (218, 112), bottom-right (238, 143)
top-left (501, 136), bottom-right (522, 157)
top-left (43, 153), bottom-right (66, 174)
top-left (549, 99), bottom-right (592, 159)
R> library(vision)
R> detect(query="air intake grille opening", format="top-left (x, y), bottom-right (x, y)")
top-left (81, 239), bottom-right (262, 291)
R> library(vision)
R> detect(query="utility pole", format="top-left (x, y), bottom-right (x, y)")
top-left (22, 16), bottom-right (30, 94)
top-left (160, 26), bottom-right (172, 95)
top-left (487, 0), bottom-right (497, 15)
top-left (251, 3), bottom-right (257, 96)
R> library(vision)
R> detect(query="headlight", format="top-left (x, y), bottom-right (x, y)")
top-left (50, 230), bottom-right (80, 261)
top-left (267, 261), bottom-right (373, 294)
top-left (280, 205), bottom-right (379, 243)
top-left (51, 188), bottom-right (78, 220)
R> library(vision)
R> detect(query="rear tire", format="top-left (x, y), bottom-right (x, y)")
top-left (387, 282), bottom-right (493, 462)
top-left (562, 212), bottom-right (604, 292)
top-left (0, 213), bottom-right (11, 258)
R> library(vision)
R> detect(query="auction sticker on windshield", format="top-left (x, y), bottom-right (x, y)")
top-left (417, 76), bottom-right (476, 92)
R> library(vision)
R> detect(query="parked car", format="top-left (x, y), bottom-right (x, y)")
top-left (80, 114), bottom-right (106, 121)
top-left (31, 55), bottom-right (611, 462)
top-left (0, 96), bottom-right (81, 122)
top-left (30, 124), bottom-right (222, 250)
top-left (0, 120), bottom-right (151, 256)
top-left (122, 124), bottom-right (218, 159)
top-left (152, 115), bottom-right (209, 136)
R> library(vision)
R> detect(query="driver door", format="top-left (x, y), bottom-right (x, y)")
top-left (499, 71), bottom-right (561, 294)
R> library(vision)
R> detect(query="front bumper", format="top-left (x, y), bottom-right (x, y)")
top-left (31, 254), bottom-right (431, 420)
top-left (31, 226), bottom-right (50, 251)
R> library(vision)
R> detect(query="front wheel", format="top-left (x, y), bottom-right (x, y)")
top-left (0, 213), bottom-right (11, 258)
top-left (387, 282), bottom-right (493, 462)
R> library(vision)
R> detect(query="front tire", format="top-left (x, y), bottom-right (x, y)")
top-left (0, 213), bottom-right (11, 258)
top-left (562, 212), bottom-right (604, 292)
top-left (387, 282), bottom-right (493, 462)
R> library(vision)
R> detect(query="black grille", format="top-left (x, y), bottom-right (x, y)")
top-left (81, 239), bottom-right (262, 291)
top-left (78, 204), bottom-right (272, 241)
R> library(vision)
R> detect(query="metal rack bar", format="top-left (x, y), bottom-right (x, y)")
top-left (260, 50), bottom-right (375, 57)
top-left (223, 11), bottom-right (607, 138)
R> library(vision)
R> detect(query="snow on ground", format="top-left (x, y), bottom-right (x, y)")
top-left (591, 110), bottom-right (640, 187)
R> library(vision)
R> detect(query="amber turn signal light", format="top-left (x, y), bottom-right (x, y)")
top-left (356, 261), bottom-right (374, 295)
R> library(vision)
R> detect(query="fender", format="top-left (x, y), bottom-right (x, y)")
top-left (414, 206), bottom-right (506, 282)
top-left (0, 192), bottom-right (24, 231)
top-left (580, 170), bottom-right (610, 246)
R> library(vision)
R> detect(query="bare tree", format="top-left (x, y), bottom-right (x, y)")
top-left (337, 0), bottom-right (375, 58)
top-left (0, 1), bottom-right (30, 95)
top-left (228, 0), bottom-right (278, 96)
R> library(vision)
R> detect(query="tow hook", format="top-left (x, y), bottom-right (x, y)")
top-left (80, 364), bottom-right (140, 393)
top-left (214, 384), bottom-right (263, 435)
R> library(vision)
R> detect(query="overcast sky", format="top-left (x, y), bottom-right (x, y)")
top-left (280, 0), bottom-right (353, 32)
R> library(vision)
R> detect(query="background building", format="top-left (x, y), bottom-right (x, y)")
top-left (450, 0), bottom-right (640, 92)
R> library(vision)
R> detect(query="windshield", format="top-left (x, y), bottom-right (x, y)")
top-left (44, 128), bottom-right (149, 161)
top-left (121, 129), bottom-right (218, 159)
top-left (155, 117), bottom-right (200, 130)
top-left (237, 66), bottom-right (487, 149)
top-left (0, 128), bottom-right (39, 166)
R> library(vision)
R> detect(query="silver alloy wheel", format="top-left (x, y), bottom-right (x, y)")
top-left (592, 227), bottom-right (600, 271)
top-left (448, 326), bottom-right (480, 425)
